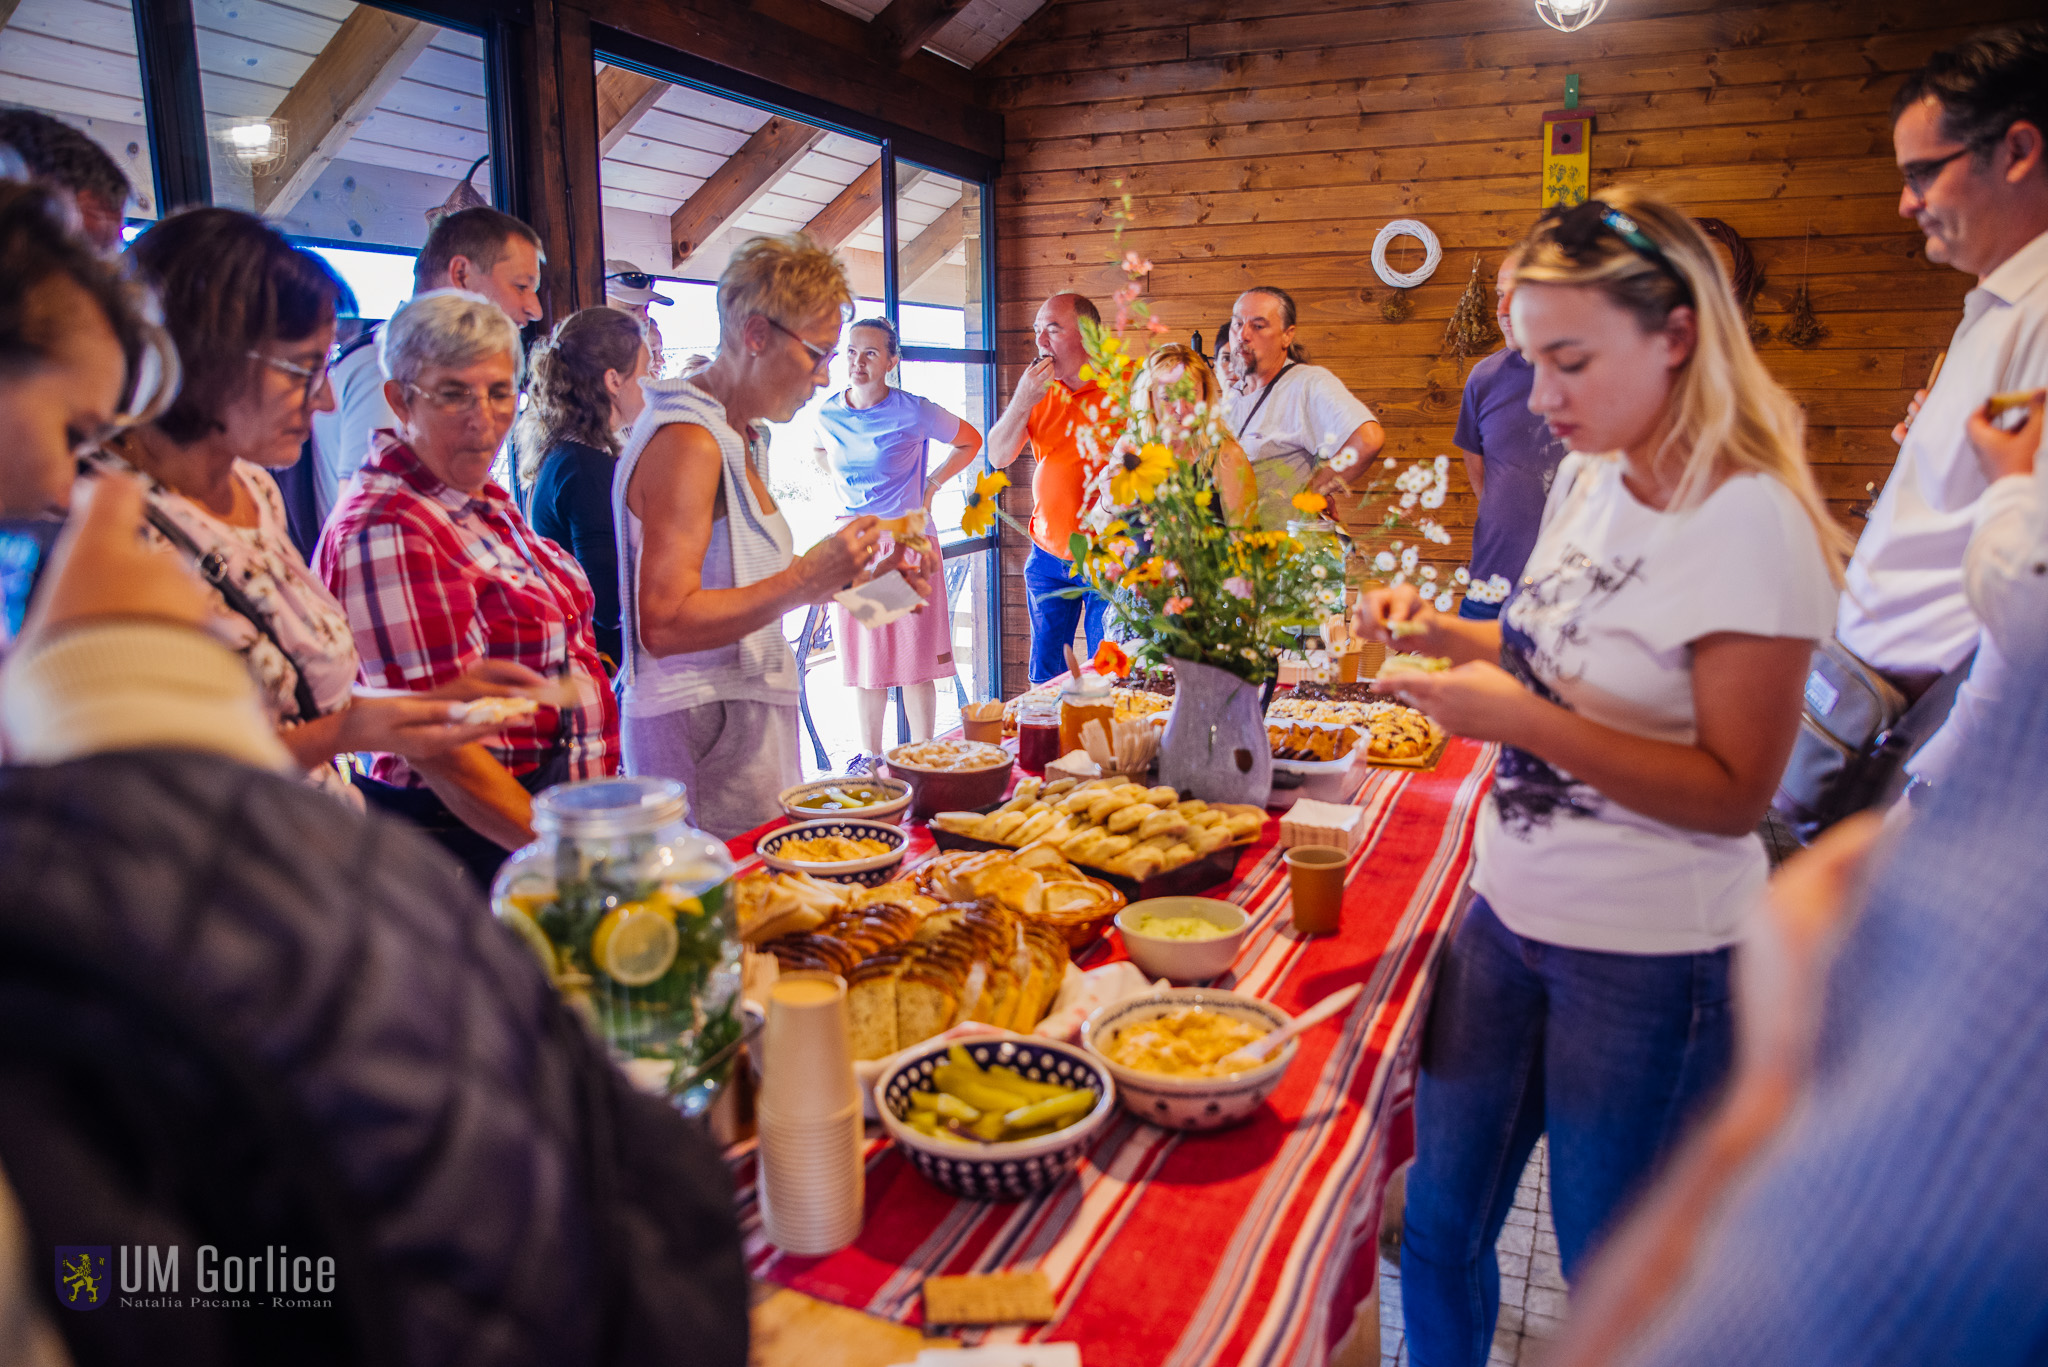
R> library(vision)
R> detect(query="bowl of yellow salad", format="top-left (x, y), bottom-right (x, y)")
top-left (1082, 988), bottom-right (1295, 1131)
top-left (756, 818), bottom-right (910, 885)
top-left (1114, 897), bottom-right (1249, 983)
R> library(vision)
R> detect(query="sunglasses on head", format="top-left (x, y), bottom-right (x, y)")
top-left (606, 270), bottom-right (656, 290)
top-left (1541, 200), bottom-right (1694, 304)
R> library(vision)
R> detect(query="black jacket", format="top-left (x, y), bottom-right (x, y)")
top-left (0, 750), bottom-right (746, 1366)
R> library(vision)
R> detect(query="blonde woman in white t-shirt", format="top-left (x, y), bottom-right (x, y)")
top-left (1353, 188), bottom-right (1847, 1367)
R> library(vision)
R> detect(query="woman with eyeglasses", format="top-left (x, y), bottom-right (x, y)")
top-left (94, 209), bottom-right (525, 804)
top-left (516, 306), bottom-right (650, 670)
top-left (1352, 188), bottom-right (1849, 1367)
top-left (812, 315), bottom-right (982, 771)
top-left (317, 289), bottom-right (620, 884)
top-left (618, 233), bottom-right (924, 839)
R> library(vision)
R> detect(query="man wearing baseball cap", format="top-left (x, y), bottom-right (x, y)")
top-left (606, 260), bottom-right (671, 378)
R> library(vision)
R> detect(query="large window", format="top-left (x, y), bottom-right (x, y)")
top-left (194, 1), bottom-right (490, 298)
top-left (0, 0), bottom-right (160, 221)
top-left (591, 56), bottom-right (1001, 756)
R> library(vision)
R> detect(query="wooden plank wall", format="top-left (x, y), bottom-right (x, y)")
top-left (984, 0), bottom-right (2039, 692)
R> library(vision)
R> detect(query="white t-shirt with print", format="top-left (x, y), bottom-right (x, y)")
top-left (1471, 453), bottom-right (1839, 955)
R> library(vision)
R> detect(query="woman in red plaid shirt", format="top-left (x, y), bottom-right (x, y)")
top-left (318, 290), bottom-right (619, 884)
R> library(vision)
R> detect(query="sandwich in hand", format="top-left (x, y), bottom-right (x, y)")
top-left (878, 509), bottom-right (934, 556)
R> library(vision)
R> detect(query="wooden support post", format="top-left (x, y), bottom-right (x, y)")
top-left (670, 116), bottom-right (826, 267)
top-left (252, 7), bottom-right (436, 218)
top-left (511, 0), bottom-right (605, 322)
top-left (869, 0), bottom-right (972, 65)
top-left (596, 63), bottom-right (668, 156)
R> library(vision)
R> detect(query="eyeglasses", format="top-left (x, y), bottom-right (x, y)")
top-left (249, 348), bottom-right (335, 408)
top-left (404, 381), bottom-right (520, 415)
top-left (606, 270), bottom-right (656, 290)
top-left (761, 314), bottom-right (833, 375)
top-left (1899, 139), bottom-right (1992, 198)
top-left (1542, 200), bottom-right (1694, 304)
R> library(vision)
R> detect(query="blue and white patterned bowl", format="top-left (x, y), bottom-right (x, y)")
top-left (756, 818), bottom-right (910, 886)
top-left (874, 1036), bottom-right (1117, 1201)
top-left (1082, 988), bottom-right (1297, 1131)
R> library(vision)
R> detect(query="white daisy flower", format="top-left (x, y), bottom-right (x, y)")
top-left (1453, 567), bottom-right (1471, 586)
top-left (1374, 551), bottom-right (1397, 573)
top-left (1400, 547), bottom-right (1419, 573)
top-left (1435, 592), bottom-right (1454, 612)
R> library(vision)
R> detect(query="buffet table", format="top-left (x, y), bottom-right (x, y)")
top-left (725, 737), bottom-right (1497, 1366)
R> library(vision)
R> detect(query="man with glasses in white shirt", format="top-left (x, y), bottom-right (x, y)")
top-left (1832, 23), bottom-right (2048, 795)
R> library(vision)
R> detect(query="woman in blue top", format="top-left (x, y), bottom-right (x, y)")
top-left (813, 317), bottom-right (983, 769)
top-left (516, 306), bottom-right (649, 670)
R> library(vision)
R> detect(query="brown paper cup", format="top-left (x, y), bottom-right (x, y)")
top-left (758, 971), bottom-right (858, 1119)
top-left (961, 716), bottom-right (1004, 744)
top-left (1285, 845), bottom-right (1349, 936)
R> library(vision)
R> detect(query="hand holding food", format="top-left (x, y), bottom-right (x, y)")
top-left (1351, 581), bottom-right (1440, 650)
top-left (1375, 659), bottom-right (1534, 743)
top-left (1966, 388), bottom-right (2043, 481)
top-left (795, 516), bottom-right (884, 600)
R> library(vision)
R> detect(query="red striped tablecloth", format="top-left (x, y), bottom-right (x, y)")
top-left (726, 738), bottom-right (1497, 1366)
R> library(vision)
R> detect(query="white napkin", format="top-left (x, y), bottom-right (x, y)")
top-left (835, 570), bottom-right (925, 628)
top-left (1031, 961), bottom-right (1161, 1043)
top-left (896, 1345), bottom-right (1082, 1366)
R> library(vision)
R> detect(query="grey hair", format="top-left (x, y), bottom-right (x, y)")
top-left (380, 288), bottom-right (523, 389)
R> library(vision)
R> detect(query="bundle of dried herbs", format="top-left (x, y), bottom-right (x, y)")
top-left (1440, 256), bottom-right (1502, 359)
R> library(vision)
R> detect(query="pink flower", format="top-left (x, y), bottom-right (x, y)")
top-left (1223, 576), bottom-right (1253, 600)
top-left (1123, 250), bottom-right (1154, 277)
top-left (1164, 595), bottom-right (1194, 616)
top-left (1163, 560), bottom-right (1181, 580)
top-left (1146, 317), bottom-right (1171, 335)
top-left (1114, 306), bottom-right (1131, 331)
top-left (1113, 283), bottom-right (1141, 305)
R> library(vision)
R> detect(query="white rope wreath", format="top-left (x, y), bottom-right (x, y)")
top-left (1372, 219), bottom-right (1442, 290)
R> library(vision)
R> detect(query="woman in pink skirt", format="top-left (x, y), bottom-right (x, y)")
top-left (814, 317), bottom-right (983, 772)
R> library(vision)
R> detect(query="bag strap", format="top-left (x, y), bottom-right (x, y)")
top-left (142, 504), bottom-right (324, 724)
top-left (1240, 361), bottom-right (1299, 430)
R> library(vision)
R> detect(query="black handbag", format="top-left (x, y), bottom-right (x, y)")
top-left (1773, 638), bottom-right (1973, 842)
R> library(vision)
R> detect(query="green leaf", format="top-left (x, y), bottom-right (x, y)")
top-left (1068, 531), bottom-right (1089, 562)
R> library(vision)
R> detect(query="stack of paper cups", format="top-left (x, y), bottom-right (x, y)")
top-left (755, 971), bottom-right (864, 1255)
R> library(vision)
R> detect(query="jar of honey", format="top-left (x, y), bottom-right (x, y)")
top-left (1059, 673), bottom-right (1116, 756)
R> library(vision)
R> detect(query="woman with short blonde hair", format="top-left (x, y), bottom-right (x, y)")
top-left (1354, 185), bottom-right (1844, 1367)
top-left (616, 234), bottom-right (922, 837)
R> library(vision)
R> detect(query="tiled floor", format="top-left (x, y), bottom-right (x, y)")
top-left (1380, 1138), bottom-right (1563, 1366)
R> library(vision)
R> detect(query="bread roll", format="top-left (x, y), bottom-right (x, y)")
top-left (1135, 809), bottom-right (1190, 842)
top-left (1107, 801), bottom-right (1159, 835)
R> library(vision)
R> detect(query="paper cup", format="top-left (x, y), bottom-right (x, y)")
top-left (758, 971), bottom-right (858, 1120)
top-left (1285, 845), bottom-right (1348, 936)
top-left (757, 1103), bottom-right (864, 1255)
top-left (961, 716), bottom-right (1004, 743)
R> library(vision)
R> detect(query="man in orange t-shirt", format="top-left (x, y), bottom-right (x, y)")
top-left (988, 292), bottom-right (1111, 683)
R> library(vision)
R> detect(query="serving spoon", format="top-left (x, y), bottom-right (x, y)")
top-left (1221, 982), bottom-right (1364, 1070)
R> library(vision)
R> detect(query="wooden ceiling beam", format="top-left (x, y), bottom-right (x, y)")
top-left (869, 0), bottom-right (972, 65)
top-left (596, 0), bottom-right (1000, 164)
top-left (595, 63), bottom-right (668, 157)
top-left (253, 6), bottom-right (435, 219)
top-left (670, 116), bottom-right (826, 267)
top-left (898, 199), bottom-right (968, 290)
top-left (802, 163), bottom-right (930, 250)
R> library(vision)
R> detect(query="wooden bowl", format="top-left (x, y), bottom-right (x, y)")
top-left (884, 741), bottom-right (1013, 821)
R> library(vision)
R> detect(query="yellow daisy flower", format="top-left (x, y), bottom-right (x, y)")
top-left (1291, 490), bottom-right (1328, 516)
top-left (1110, 441), bottom-right (1176, 505)
top-left (959, 469), bottom-right (1009, 538)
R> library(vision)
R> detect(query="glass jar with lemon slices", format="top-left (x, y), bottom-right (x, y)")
top-left (492, 777), bottom-right (739, 1110)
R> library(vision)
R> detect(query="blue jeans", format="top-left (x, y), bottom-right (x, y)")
top-left (1457, 596), bottom-right (1502, 622)
top-left (1024, 543), bottom-right (1107, 684)
top-left (1401, 898), bottom-right (1732, 1367)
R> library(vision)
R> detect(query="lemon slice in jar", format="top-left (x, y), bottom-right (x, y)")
top-left (596, 907), bottom-right (680, 987)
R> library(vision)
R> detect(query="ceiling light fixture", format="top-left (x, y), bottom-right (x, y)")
top-left (214, 117), bottom-right (288, 175)
top-left (1535, 0), bottom-right (1606, 33)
